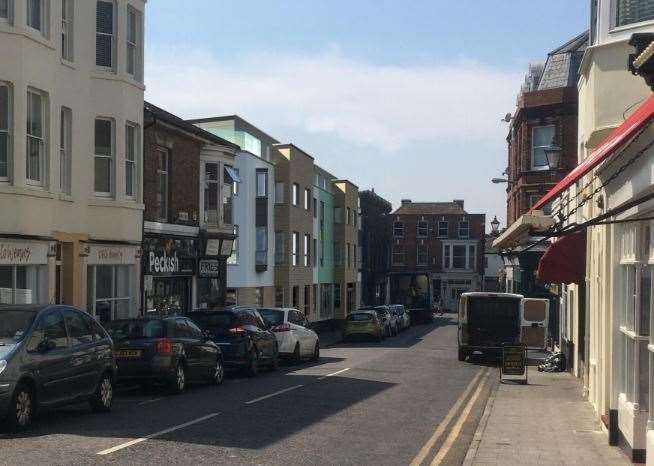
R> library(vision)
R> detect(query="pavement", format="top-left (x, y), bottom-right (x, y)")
top-left (0, 315), bottom-right (492, 465)
top-left (463, 367), bottom-right (630, 466)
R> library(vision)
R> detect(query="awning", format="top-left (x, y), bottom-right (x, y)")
top-left (536, 230), bottom-right (586, 285)
top-left (531, 94), bottom-right (654, 212)
top-left (492, 212), bottom-right (554, 250)
top-left (224, 166), bottom-right (241, 183)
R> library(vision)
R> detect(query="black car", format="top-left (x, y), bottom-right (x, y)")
top-left (106, 316), bottom-right (224, 394)
top-left (190, 307), bottom-right (278, 377)
top-left (0, 305), bottom-right (116, 430)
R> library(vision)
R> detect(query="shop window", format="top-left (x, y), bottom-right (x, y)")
top-left (198, 277), bottom-right (223, 310)
top-left (225, 288), bottom-right (237, 306)
top-left (0, 265), bottom-right (47, 304)
top-left (87, 265), bottom-right (133, 323)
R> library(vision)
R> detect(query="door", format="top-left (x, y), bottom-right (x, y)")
top-left (520, 298), bottom-right (549, 348)
top-left (175, 318), bottom-right (203, 378)
top-left (24, 310), bottom-right (72, 405)
top-left (252, 310), bottom-right (276, 359)
top-left (186, 318), bottom-right (217, 374)
top-left (63, 309), bottom-right (100, 397)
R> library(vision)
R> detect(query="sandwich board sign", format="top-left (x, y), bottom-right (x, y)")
top-left (501, 343), bottom-right (528, 384)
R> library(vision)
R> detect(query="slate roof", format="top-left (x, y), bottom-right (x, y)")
top-left (537, 31), bottom-right (589, 90)
top-left (393, 202), bottom-right (467, 216)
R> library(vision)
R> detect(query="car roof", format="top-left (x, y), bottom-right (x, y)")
top-left (352, 310), bottom-right (377, 315)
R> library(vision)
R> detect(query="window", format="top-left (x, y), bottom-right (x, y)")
top-left (394, 221), bottom-right (404, 238)
top-left (275, 182), bottom-right (284, 204)
top-left (28, 311), bottom-right (68, 352)
top-left (292, 183), bottom-right (299, 206)
top-left (443, 243), bottom-right (477, 270)
top-left (223, 166), bottom-right (234, 225)
top-left (0, 265), bottom-right (48, 304)
top-left (231, 168), bottom-right (239, 196)
top-left (27, 89), bottom-right (47, 186)
top-left (347, 243), bottom-right (351, 268)
top-left (292, 286), bottom-right (299, 308)
top-left (354, 245), bottom-right (357, 268)
top-left (0, 83), bottom-right (11, 180)
top-left (125, 123), bottom-right (138, 198)
top-left (452, 245), bottom-right (467, 268)
top-left (256, 226), bottom-right (267, 266)
top-left (292, 232), bottom-right (299, 266)
top-left (313, 198), bottom-right (317, 218)
top-left (93, 118), bottom-right (113, 195)
top-left (59, 107), bottom-right (71, 194)
top-left (155, 148), bottom-right (168, 220)
top-left (228, 225), bottom-right (239, 265)
top-left (96, 1), bottom-right (114, 68)
top-left (616, 0), bottom-right (654, 26)
top-left (438, 221), bottom-right (448, 238)
top-left (126, 6), bottom-right (141, 79)
top-left (346, 207), bottom-right (351, 225)
top-left (256, 169), bottom-right (268, 197)
top-left (275, 231), bottom-right (285, 265)
top-left (304, 188), bottom-right (310, 210)
top-left (27, 0), bottom-right (47, 36)
top-left (0, 0), bottom-right (9, 21)
top-left (334, 242), bottom-right (342, 266)
top-left (531, 125), bottom-right (555, 169)
top-left (87, 265), bottom-right (133, 323)
top-left (468, 245), bottom-right (476, 269)
top-left (204, 162), bottom-right (219, 226)
top-left (443, 245), bottom-right (451, 269)
top-left (313, 238), bottom-right (318, 267)
top-left (417, 221), bottom-right (428, 237)
top-left (304, 234), bottom-right (310, 267)
top-left (417, 242), bottom-right (428, 265)
top-left (304, 285), bottom-right (310, 316)
top-left (61, 0), bottom-right (73, 61)
top-left (458, 221), bottom-right (470, 239)
top-left (392, 244), bottom-right (405, 265)
top-left (275, 287), bottom-right (284, 307)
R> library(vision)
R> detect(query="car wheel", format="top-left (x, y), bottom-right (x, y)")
top-left (210, 358), bottom-right (225, 385)
top-left (293, 343), bottom-right (301, 364)
top-left (270, 345), bottom-right (279, 371)
top-left (458, 348), bottom-right (467, 362)
top-left (90, 372), bottom-right (114, 412)
top-left (246, 349), bottom-right (259, 377)
top-left (7, 383), bottom-right (35, 430)
top-left (169, 363), bottom-right (186, 394)
top-left (312, 341), bottom-right (320, 361)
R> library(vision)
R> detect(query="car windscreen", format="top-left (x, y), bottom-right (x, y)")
top-left (348, 313), bottom-right (372, 322)
top-left (190, 313), bottom-right (235, 330)
top-left (105, 320), bottom-right (165, 341)
top-left (0, 310), bottom-right (36, 342)
top-left (259, 309), bottom-right (285, 326)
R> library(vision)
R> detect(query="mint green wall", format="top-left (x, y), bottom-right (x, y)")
top-left (318, 188), bottom-right (335, 284)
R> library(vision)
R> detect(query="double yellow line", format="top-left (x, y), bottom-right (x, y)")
top-left (409, 367), bottom-right (490, 466)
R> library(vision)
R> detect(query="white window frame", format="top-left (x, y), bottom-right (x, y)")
top-left (0, 82), bottom-right (11, 182)
top-left (94, 117), bottom-right (113, 197)
top-left (531, 125), bottom-right (555, 171)
top-left (27, 0), bottom-right (49, 38)
top-left (0, 0), bottom-right (13, 24)
top-left (304, 188), bottom-right (310, 210)
top-left (87, 264), bottom-right (133, 321)
top-left (95, 0), bottom-right (115, 70)
top-left (125, 122), bottom-right (138, 199)
top-left (458, 221), bottom-right (470, 239)
top-left (126, 5), bottom-right (142, 80)
top-left (417, 241), bottom-right (428, 266)
top-left (59, 106), bottom-right (71, 194)
top-left (613, 0), bottom-right (654, 28)
top-left (292, 232), bottom-right (299, 266)
top-left (256, 169), bottom-right (268, 198)
top-left (417, 220), bottom-right (428, 238)
top-left (438, 221), bottom-right (448, 238)
top-left (26, 88), bottom-right (47, 187)
top-left (61, 0), bottom-right (73, 61)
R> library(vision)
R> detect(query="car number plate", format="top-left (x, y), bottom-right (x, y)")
top-left (116, 350), bottom-right (142, 358)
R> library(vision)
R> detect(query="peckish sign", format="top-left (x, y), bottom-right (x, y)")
top-left (149, 250), bottom-right (180, 274)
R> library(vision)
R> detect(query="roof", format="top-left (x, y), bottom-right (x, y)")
top-left (393, 202), bottom-right (467, 216)
top-left (537, 31), bottom-right (588, 90)
top-left (144, 102), bottom-right (240, 150)
top-left (186, 115), bottom-right (280, 144)
top-left (461, 292), bottom-right (524, 299)
top-left (531, 94), bottom-right (654, 212)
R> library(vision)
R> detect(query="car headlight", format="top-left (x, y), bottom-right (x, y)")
top-left (0, 360), bottom-right (6, 376)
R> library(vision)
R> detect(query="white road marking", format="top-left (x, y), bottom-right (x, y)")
top-left (318, 368), bottom-right (351, 380)
top-left (96, 412), bottom-right (220, 456)
top-left (430, 371), bottom-right (490, 465)
top-left (244, 385), bottom-right (305, 405)
top-left (409, 368), bottom-right (486, 466)
top-left (137, 397), bottom-right (165, 406)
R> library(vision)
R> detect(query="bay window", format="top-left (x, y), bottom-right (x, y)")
top-left (125, 123), bottom-right (137, 198)
top-left (0, 83), bottom-right (10, 180)
top-left (27, 89), bottom-right (47, 186)
top-left (531, 125), bottom-right (555, 169)
top-left (94, 118), bottom-right (113, 196)
top-left (616, 0), bottom-right (654, 27)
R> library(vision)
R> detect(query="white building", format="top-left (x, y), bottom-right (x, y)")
top-left (0, 0), bottom-right (146, 316)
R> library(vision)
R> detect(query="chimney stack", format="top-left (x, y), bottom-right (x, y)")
top-left (401, 199), bottom-right (412, 205)
top-left (453, 199), bottom-right (464, 209)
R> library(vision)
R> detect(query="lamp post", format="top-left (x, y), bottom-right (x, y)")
top-left (544, 144), bottom-right (562, 171)
top-left (490, 216), bottom-right (500, 235)
top-left (491, 177), bottom-right (515, 186)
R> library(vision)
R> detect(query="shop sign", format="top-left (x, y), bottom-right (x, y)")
top-left (88, 245), bottom-right (136, 265)
top-left (149, 250), bottom-right (180, 274)
top-left (0, 241), bottom-right (49, 265)
top-left (142, 236), bottom-right (196, 276)
top-left (198, 258), bottom-right (221, 278)
top-left (501, 344), bottom-right (528, 384)
top-left (206, 239), bottom-right (221, 256)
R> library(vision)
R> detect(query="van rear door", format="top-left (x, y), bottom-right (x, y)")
top-left (520, 298), bottom-right (549, 348)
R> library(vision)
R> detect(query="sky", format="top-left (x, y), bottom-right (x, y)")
top-left (145, 0), bottom-right (589, 229)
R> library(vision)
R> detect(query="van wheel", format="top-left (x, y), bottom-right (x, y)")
top-left (7, 383), bottom-right (35, 430)
top-left (90, 373), bottom-right (114, 412)
top-left (458, 348), bottom-right (467, 362)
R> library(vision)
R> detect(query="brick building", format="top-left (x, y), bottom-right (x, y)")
top-left (388, 200), bottom-right (485, 312)
top-left (360, 189), bottom-right (392, 306)
top-left (142, 102), bottom-right (238, 314)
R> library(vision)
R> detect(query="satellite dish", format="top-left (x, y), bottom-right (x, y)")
top-left (502, 113), bottom-right (512, 122)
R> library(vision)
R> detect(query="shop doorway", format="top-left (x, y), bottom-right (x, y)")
top-left (146, 277), bottom-right (192, 315)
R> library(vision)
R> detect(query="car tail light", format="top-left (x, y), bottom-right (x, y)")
top-left (155, 338), bottom-right (173, 354)
top-left (272, 323), bottom-right (291, 332)
top-left (229, 327), bottom-right (247, 335)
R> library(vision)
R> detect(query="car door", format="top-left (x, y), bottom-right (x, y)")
top-left (24, 310), bottom-right (73, 406)
top-left (252, 310), bottom-right (275, 359)
top-left (186, 318), bottom-right (217, 374)
top-left (63, 308), bottom-right (99, 397)
top-left (175, 318), bottom-right (201, 379)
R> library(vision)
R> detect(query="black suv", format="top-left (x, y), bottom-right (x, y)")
top-left (0, 305), bottom-right (116, 430)
top-left (190, 307), bottom-right (278, 377)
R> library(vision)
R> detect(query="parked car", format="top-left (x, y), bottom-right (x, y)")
top-left (343, 311), bottom-right (384, 342)
top-left (106, 316), bottom-right (224, 393)
top-left (0, 305), bottom-right (116, 430)
top-left (190, 307), bottom-right (278, 377)
top-left (391, 305), bottom-right (410, 331)
top-left (259, 308), bottom-right (320, 363)
top-left (360, 306), bottom-right (396, 336)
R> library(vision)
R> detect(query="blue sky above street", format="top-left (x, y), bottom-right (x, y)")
top-left (145, 0), bottom-right (589, 227)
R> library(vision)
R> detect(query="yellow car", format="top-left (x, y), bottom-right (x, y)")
top-left (343, 311), bottom-right (384, 342)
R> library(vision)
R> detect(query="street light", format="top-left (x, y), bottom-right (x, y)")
top-left (490, 216), bottom-right (500, 234)
top-left (491, 177), bottom-right (513, 185)
top-left (544, 144), bottom-right (562, 170)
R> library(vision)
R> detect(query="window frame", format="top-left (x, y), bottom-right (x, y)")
top-left (27, 0), bottom-right (48, 37)
top-left (393, 221), bottom-right (404, 238)
top-left (392, 243), bottom-right (405, 266)
top-left (59, 106), bottom-right (72, 194)
top-left (531, 125), bottom-right (556, 171)
top-left (458, 221), bottom-right (470, 239)
top-left (292, 232), bottom-right (299, 266)
top-left (613, 0), bottom-right (654, 28)
top-left (417, 242), bottom-right (429, 266)
top-left (0, 82), bottom-right (11, 182)
top-left (155, 147), bottom-right (169, 220)
top-left (304, 234), bottom-right (310, 267)
top-left (0, 0), bottom-right (13, 24)
top-left (126, 5), bottom-right (142, 80)
top-left (93, 117), bottom-right (114, 197)
top-left (256, 168), bottom-right (268, 198)
top-left (437, 221), bottom-right (448, 238)
top-left (95, 0), bottom-right (115, 70)
top-left (125, 122), bottom-right (138, 199)
top-left (61, 0), bottom-right (73, 62)
top-left (292, 183), bottom-right (299, 206)
top-left (417, 220), bottom-right (428, 238)
top-left (304, 188), bottom-right (310, 211)
top-left (26, 88), bottom-right (47, 187)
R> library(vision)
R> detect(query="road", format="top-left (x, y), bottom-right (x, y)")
top-left (0, 316), bottom-right (497, 465)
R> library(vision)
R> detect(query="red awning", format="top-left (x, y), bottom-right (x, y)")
top-left (531, 94), bottom-right (654, 212)
top-left (536, 231), bottom-right (586, 285)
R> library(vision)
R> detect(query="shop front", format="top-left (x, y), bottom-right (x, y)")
top-left (0, 239), bottom-right (51, 304)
